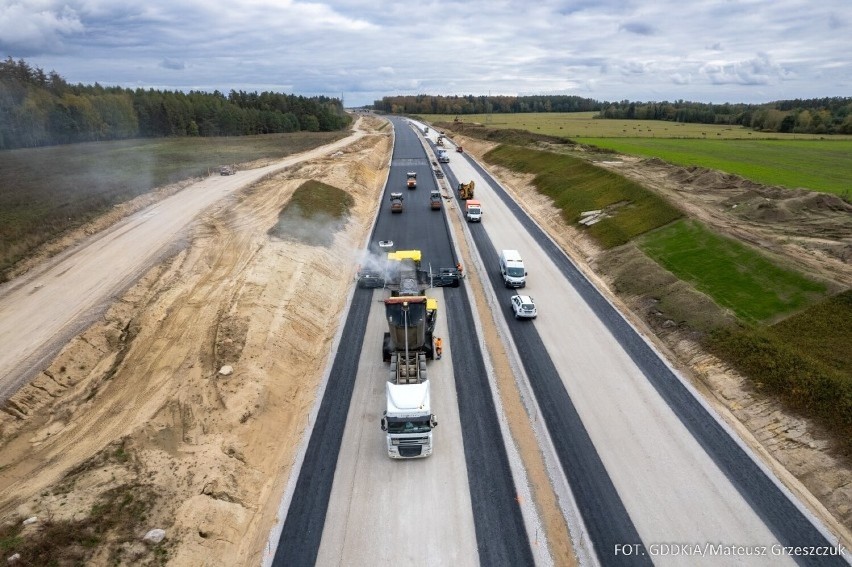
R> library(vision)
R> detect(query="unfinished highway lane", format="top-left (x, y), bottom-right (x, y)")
top-left (438, 137), bottom-right (847, 566)
top-left (270, 117), bottom-right (535, 566)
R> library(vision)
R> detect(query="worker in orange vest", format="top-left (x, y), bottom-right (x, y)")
top-left (456, 262), bottom-right (464, 278)
top-left (434, 337), bottom-right (443, 359)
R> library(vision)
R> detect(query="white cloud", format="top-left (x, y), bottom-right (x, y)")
top-left (0, 1), bottom-right (84, 54)
top-left (2, 0), bottom-right (849, 106)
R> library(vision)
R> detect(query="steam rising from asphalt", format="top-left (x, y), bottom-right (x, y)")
top-left (267, 203), bottom-right (349, 248)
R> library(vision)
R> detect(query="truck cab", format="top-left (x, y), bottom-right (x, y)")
top-left (381, 381), bottom-right (437, 458)
top-left (465, 200), bottom-right (482, 222)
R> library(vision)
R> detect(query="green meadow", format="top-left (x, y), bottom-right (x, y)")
top-left (425, 112), bottom-right (852, 195)
top-left (638, 220), bottom-right (828, 323)
top-left (581, 138), bottom-right (852, 196)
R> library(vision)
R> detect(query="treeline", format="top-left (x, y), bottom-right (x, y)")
top-left (375, 93), bottom-right (852, 135)
top-left (598, 97), bottom-right (852, 134)
top-left (0, 57), bottom-right (350, 150)
top-left (373, 94), bottom-right (600, 115)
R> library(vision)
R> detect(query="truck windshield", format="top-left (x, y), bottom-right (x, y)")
top-left (507, 267), bottom-right (524, 277)
top-left (387, 417), bottom-right (432, 434)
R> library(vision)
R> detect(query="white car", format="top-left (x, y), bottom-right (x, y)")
top-left (510, 294), bottom-right (537, 319)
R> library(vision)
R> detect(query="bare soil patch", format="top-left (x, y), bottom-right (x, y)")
top-left (0, 116), bottom-right (391, 565)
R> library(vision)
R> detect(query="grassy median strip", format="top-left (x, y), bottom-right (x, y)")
top-left (483, 145), bottom-right (682, 248)
top-left (639, 220), bottom-right (829, 324)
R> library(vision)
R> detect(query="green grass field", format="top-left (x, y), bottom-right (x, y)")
top-left (427, 111), bottom-right (852, 140)
top-left (639, 219), bottom-right (828, 323)
top-left (424, 112), bottom-right (852, 195)
top-left (581, 138), bottom-right (852, 196)
top-left (484, 145), bottom-right (682, 248)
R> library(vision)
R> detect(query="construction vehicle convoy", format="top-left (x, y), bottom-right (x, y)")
top-left (380, 250), bottom-right (439, 458)
top-left (436, 134), bottom-right (445, 146)
top-left (458, 180), bottom-right (475, 200)
top-left (437, 149), bottom-right (450, 163)
top-left (465, 199), bottom-right (482, 222)
top-left (407, 171), bottom-right (417, 189)
top-left (390, 192), bottom-right (404, 213)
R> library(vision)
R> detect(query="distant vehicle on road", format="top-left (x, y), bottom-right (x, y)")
top-left (510, 294), bottom-right (537, 319)
top-left (499, 249), bottom-right (527, 288)
top-left (390, 192), bottom-right (404, 213)
top-left (356, 269), bottom-right (385, 289)
top-left (465, 199), bottom-right (482, 222)
top-left (219, 165), bottom-right (235, 175)
top-left (433, 267), bottom-right (460, 288)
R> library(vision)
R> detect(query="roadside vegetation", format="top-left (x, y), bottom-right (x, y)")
top-left (1, 58), bottom-right (350, 150)
top-left (0, 440), bottom-right (169, 565)
top-left (483, 145), bottom-right (682, 248)
top-left (381, 94), bottom-right (852, 134)
top-left (432, 113), bottom-right (852, 196)
top-left (581, 138), bottom-right (852, 196)
top-left (437, 118), bottom-right (851, 454)
top-left (639, 220), bottom-right (829, 323)
top-left (0, 131), bottom-right (348, 281)
top-left (268, 180), bottom-right (354, 247)
top-left (708, 291), bottom-right (852, 449)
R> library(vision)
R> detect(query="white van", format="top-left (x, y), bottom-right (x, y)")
top-left (499, 250), bottom-right (526, 288)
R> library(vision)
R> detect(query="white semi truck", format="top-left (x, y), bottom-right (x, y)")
top-left (380, 254), bottom-right (439, 458)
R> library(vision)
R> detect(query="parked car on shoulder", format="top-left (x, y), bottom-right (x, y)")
top-left (510, 294), bottom-right (537, 319)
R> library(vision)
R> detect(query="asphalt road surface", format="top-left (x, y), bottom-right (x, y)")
top-left (271, 118), bottom-right (536, 566)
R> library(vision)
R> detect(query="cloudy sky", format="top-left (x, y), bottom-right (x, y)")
top-left (1, 0), bottom-right (849, 107)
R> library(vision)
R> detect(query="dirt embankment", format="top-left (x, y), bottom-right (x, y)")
top-left (451, 133), bottom-right (852, 542)
top-left (0, 116), bottom-right (391, 565)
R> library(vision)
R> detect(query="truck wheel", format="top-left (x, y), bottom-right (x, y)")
top-left (382, 333), bottom-right (392, 362)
